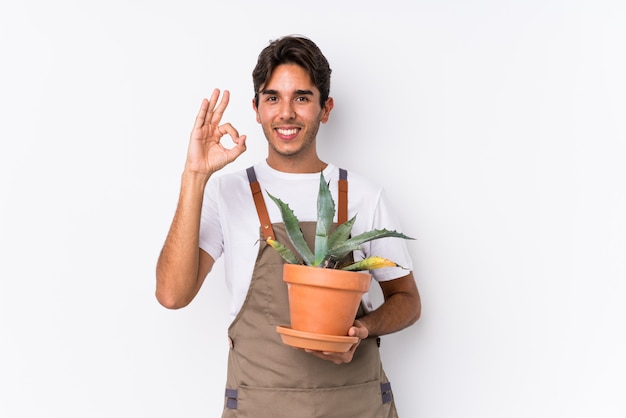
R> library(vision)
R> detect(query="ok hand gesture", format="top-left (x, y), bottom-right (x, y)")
top-left (185, 89), bottom-right (247, 177)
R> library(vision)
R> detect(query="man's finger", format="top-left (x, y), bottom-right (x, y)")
top-left (210, 89), bottom-right (230, 125)
top-left (193, 98), bottom-right (209, 130)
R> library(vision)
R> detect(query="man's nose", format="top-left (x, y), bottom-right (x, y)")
top-left (279, 101), bottom-right (296, 120)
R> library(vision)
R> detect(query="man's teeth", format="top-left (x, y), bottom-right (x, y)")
top-left (277, 128), bottom-right (298, 136)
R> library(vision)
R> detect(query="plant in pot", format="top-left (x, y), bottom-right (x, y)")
top-left (267, 172), bottom-right (413, 352)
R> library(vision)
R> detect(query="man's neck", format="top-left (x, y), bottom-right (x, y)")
top-left (265, 156), bottom-right (327, 174)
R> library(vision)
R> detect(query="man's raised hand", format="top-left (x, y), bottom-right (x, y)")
top-left (185, 89), bottom-right (247, 176)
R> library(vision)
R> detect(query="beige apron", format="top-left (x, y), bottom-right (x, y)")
top-left (221, 168), bottom-right (398, 418)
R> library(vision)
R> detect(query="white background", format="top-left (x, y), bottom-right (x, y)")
top-left (1, 0), bottom-right (625, 417)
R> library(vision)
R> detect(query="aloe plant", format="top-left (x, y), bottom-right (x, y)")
top-left (266, 172), bottom-right (414, 271)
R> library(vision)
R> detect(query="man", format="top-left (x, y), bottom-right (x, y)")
top-left (156, 35), bottom-right (421, 417)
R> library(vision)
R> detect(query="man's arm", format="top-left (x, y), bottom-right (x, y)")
top-left (155, 172), bottom-right (215, 309)
top-left (155, 89), bottom-right (246, 309)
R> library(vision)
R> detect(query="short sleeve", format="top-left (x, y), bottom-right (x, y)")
top-left (199, 177), bottom-right (225, 261)
top-left (366, 188), bottom-right (414, 282)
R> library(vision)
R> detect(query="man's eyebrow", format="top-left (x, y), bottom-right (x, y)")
top-left (260, 89), bottom-right (314, 96)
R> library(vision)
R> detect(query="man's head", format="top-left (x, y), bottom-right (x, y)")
top-left (252, 35), bottom-right (332, 108)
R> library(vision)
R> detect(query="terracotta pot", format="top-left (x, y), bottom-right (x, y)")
top-left (283, 264), bottom-right (371, 336)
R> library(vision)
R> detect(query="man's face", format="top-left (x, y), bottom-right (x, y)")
top-left (253, 63), bottom-right (333, 167)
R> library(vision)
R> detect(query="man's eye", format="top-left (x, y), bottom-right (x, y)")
top-left (267, 96), bottom-right (278, 102)
top-left (295, 97), bottom-right (309, 102)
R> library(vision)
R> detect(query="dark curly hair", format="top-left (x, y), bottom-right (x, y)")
top-left (252, 35), bottom-right (332, 108)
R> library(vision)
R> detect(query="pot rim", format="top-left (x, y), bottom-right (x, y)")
top-left (282, 263), bottom-right (371, 292)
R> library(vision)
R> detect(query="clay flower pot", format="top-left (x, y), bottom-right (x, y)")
top-left (283, 264), bottom-right (371, 336)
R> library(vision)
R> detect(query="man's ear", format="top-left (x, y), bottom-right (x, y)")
top-left (252, 98), bottom-right (261, 123)
top-left (321, 97), bottom-right (334, 123)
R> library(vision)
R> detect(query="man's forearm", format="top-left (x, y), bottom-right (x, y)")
top-left (155, 171), bottom-right (211, 308)
top-left (359, 273), bottom-right (421, 337)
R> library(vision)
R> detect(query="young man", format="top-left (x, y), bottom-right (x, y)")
top-left (156, 35), bottom-right (421, 417)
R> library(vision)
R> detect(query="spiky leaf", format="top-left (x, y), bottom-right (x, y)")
top-left (267, 192), bottom-right (314, 266)
top-left (342, 256), bottom-right (407, 271)
top-left (266, 238), bottom-right (301, 265)
top-left (314, 173), bottom-right (335, 266)
top-left (327, 215), bottom-right (356, 251)
top-left (328, 229), bottom-right (414, 262)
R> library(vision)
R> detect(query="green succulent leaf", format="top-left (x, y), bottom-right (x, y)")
top-left (266, 238), bottom-right (301, 265)
top-left (267, 191), bottom-right (314, 266)
top-left (327, 215), bottom-right (356, 250)
top-left (314, 173), bottom-right (335, 266)
top-left (342, 256), bottom-right (406, 271)
top-left (328, 229), bottom-right (414, 262)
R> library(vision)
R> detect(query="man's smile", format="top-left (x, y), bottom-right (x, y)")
top-left (276, 127), bottom-right (300, 138)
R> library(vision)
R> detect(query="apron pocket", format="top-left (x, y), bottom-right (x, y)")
top-left (257, 262), bottom-right (291, 326)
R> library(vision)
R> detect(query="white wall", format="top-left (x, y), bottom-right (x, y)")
top-left (1, 1), bottom-right (624, 417)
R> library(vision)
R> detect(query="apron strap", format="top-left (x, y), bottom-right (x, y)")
top-left (247, 167), bottom-right (276, 240)
top-left (246, 166), bottom-right (348, 238)
top-left (338, 168), bottom-right (348, 225)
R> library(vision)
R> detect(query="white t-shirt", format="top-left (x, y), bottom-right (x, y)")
top-left (199, 160), bottom-right (414, 322)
